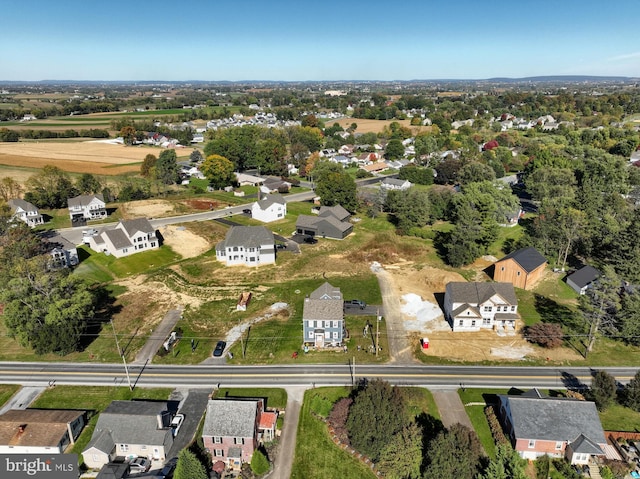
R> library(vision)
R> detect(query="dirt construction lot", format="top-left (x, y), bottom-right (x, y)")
top-left (382, 262), bottom-right (583, 363)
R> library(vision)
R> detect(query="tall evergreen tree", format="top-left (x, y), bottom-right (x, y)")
top-left (174, 449), bottom-right (207, 479)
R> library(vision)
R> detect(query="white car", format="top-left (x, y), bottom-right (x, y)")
top-left (128, 457), bottom-right (151, 474)
top-left (171, 413), bottom-right (184, 437)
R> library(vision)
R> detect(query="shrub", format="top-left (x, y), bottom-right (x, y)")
top-left (327, 397), bottom-right (352, 444)
top-left (250, 450), bottom-right (270, 475)
top-left (524, 322), bottom-right (564, 348)
top-left (485, 405), bottom-right (509, 446)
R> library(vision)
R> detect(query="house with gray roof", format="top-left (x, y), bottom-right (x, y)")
top-left (295, 204), bottom-right (353, 240)
top-left (493, 247), bottom-right (547, 290)
top-left (215, 226), bottom-right (275, 267)
top-left (82, 400), bottom-right (175, 470)
top-left (8, 198), bottom-right (44, 228)
top-left (444, 282), bottom-right (519, 332)
top-left (380, 177), bottom-right (412, 191)
top-left (303, 282), bottom-right (345, 348)
top-left (67, 193), bottom-right (107, 222)
top-left (251, 194), bottom-right (287, 223)
top-left (202, 399), bottom-right (264, 470)
top-left (88, 218), bottom-right (158, 258)
top-left (566, 265), bottom-right (600, 295)
top-left (45, 233), bottom-right (79, 268)
top-left (498, 389), bottom-right (606, 464)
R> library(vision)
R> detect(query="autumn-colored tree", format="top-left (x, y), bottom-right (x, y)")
top-left (201, 154), bottom-right (235, 190)
top-left (140, 154), bottom-right (158, 178)
top-left (524, 322), bottom-right (564, 348)
top-left (120, 125), bottom-right (137, 146)
top-left (0, 177), bottom-right (23, 202)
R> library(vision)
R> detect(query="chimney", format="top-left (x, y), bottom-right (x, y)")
top-left (17, 424), bottom-right (26, 434)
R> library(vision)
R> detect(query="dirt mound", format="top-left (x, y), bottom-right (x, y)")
top-left (183, 199), bottom-right (222, 210)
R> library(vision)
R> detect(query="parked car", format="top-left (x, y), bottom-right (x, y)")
top-left (159, 458), bottom-right (177, 479)
top-left (213, 341), bottom-right (226, 357)
top-left (170, 413), bottom-right (184, 437)
top-left (347, 299), bottom-right (366, 309)
top-left (276, 243), bottom-right (287, 250)
top-left (129, 457), bottom-right (151, 474)
top-left (303, 236), bottom-right (317, 244)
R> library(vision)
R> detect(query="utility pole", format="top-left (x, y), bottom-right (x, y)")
top-left (110, 318), bottom-right (133, 391)
top-left (376, 309), bottom-right (381, 357)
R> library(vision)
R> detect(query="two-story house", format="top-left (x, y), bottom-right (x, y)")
top-left (202, 399), bottom-right (263, 470)
top-left (251, 194), bottom-right (287, 223)
top-left (8, 199), bottom-right (44, 228)
top-left (498, 389), bottom-right (607, 465)
top-left (215, 226), bottom-right (275, 267)
top-left (82, 400), bottom-right (175, 470)
top-left (88, 218), bottom-right (158, 258)
top-left (302, 282), bottom-right (345, 348)
top-left (0, 409), bottom-right (85, 454)
top-left (68, 194), bottom-right (107, 222)
top-left (443, 282), bottom-right (519, 332)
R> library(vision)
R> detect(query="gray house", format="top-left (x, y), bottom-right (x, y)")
top-left (566, 266), bottom-right (600, 295)
top-left (296, 204), bottom-right (353, 240)
top-left (303, 282), bottom-right (345, 348)
top-left (82, 400), bottom-right (174, 470)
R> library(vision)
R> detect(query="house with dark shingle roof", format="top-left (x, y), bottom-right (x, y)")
top-left (566, 265), bottom-right (600, 295)
top-left (303, 282), bottom-right (345, 347)
top-left (444, 282), bottom-right (519, 332)
top-left (498, 389), bottom-right (606, 465)
top-left (88, 218), bottom-right (158, 258)
top-left (295, 204), bottom-right (353, 240)
top-left (251, 194), bottom-right (287, 223)
top-left (0, 409), bottom-right (85, 454)
top-left (493, 247), bottom-right (547, 290)
top-left (67, 193), bottom-right (107, 222)
top-left (82, 400), bottom-right (174, 470)
top-left (8, 198), bottom-right (44, 228)
top-left (215, 226), bottom-right (275, 267)
top-left (202, 399), bottom-right (264, 470)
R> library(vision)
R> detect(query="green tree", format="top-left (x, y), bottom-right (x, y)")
top-left (1, 261), bottom-right (96, 355)
top-left (250, 449), bottom-right (270, 475)
top-left (156, 149), bottom-right (179, 185)
top-left (75, 173), bottom-right (102, 194)
top-left (579, 266), bottom-right (621, 356)
top-left (174, 449), bottom-right (208, 479)
top-left (385, 139), bottom-right (405, 160)
top-left (314, 162), bottom-right (357, 211)
top-left (422, 423), bottom-right (483, 479)
top-left (24, 165), bottom-right (78, 209)
top-left (140, 153), bottom-right (158, 178)
top-left (590, 370), bottom-right (617, 411)
top-left (619, 291), bottom-right (640, 346)
top-left (346, 379), bottom-right (407, 461)
top-left (622, 370), bottom-right (640, 412)
top-left (255, 138), bottom-right (288, 175)
top-left (458, 162), bottom-right (496, 185)
top-left (190, 149), bottom-right (203, 163)
top-left (201, 154), bottom-right (235, 190)
top-left (478, 444), bottom-right (527, 479)
top-left (376, 422), bottom-right (422, 479)
top-left (398, 165), bottom-right (434, 185)
top-left (385, 189), bottom-right (431, 233)
top-left (525, 168), bottom-right (576, 203)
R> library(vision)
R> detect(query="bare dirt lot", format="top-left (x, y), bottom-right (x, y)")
top-left (383, 262), bottom-right (584, 363)
top-left (119, 199), bottom-right (176, 219)
top-left (158, 224), bottom-right (211, 259)
top-left (326, 118), bottom-right (433, 134)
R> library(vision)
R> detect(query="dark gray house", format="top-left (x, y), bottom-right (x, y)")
top-left (302, 282), bottom-right (345, 348)
top-left (295, 204), bottom-right (353, 240)
top-left (566, 266), bottom-right (600, 295)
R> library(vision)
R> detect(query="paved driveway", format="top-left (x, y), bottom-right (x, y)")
top-left (270, 387), bottom-right (305, 479)
top-left (166, 389), bottom-right (211, 460)
top-left (133, 307), bottom-right (183, 365)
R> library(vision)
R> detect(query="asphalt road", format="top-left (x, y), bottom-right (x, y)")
top-left (0, 362), bottom-right (636, 390)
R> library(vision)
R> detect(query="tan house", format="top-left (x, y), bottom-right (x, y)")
top-left (493, 247), bottom-right (547, 290)
top-left (0, 409), bottom-right (85, 454)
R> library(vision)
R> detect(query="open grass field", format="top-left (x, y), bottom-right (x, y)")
top-left (212, 388), bottom-right (287, 409)
top-left (0, 385), bottom-right (20, 407)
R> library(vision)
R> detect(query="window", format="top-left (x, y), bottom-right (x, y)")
top-left (511, 305), bottom-right (516, 312)
top-left (483, 306), bottom-right (492, 312)
top-left (555, 441), bottom-right (563, 450)
top-left (471, 320), bottom-right (476, 326)
top-left (119, 444), bottom-right (129, 452)
top-left (214, 437), bottom-right (222, 444)
top-left (214, 449), bottom-right (223, 457)
top-left (528, 440), bottom-right (535, 448)
top-left (483, 318), bottom-right (491, 325)
top-left (500, 266), bottom-right (505, 271)
top-left (234, 437), bottom-right (244, 445)
top-left (458, 320), bottom-right (463, 326)
top-left (517, 271), bottom-right (521, 276)
top-left (308, 332), bottom-right (314, 339)
top-left (333, 331), bottom-right (338, 339)
top-left (333, 321), bottom-right (339, 328)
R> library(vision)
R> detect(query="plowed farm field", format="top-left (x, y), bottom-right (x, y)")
top-left (0, 141), bottom-right (156, 175)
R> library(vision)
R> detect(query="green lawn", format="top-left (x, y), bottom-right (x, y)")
top-left (599, 403), bottom-right (640, 431)
top-left (31, 386), bottom-right (173, 468)
top-left (291, 388), bottom-right (378, 479)
top-left (458, 388), bottom-right (510, 458)
top-left (0, 385), bottom-right (20, 407)
top-left (212, 388), bottom-right (287, 409)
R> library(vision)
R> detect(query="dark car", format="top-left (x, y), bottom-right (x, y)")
top-left (347, 299), bottom-right (366, 309)
top-left (303, 236), bottom-right (318, 244)
top-left (276, 244), bottom-right (287, 250)
top-left (213, 341), bottom-right (226, 357)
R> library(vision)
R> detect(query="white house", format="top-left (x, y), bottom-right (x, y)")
top-left (68, 194), bottom-right (107, 222)
top-left (88, 218), bottom-right (159, 258)
top-left (8, 198), bottom-right (44, 227)
top-left (443, 282), bottom-right (519, 332)
top-left (380, 178), bottom-right (412, 191)
top-left (251, 194), bottom-right (287, 223)
top-left (215, 226), bottom-right (275, 267)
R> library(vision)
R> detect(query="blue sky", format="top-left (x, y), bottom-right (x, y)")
top-left (2, 0), bottom-right (639, 81)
